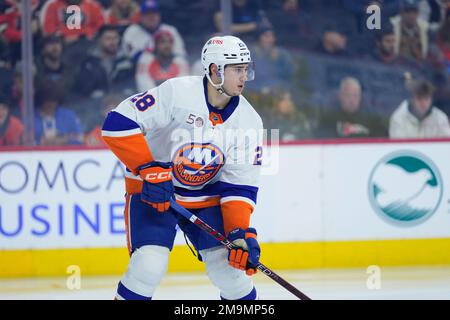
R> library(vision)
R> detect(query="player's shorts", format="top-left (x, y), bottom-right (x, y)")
top-left (124, 193), bottom-right (225, 258)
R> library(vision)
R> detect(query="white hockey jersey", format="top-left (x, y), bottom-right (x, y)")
top-left (102, 76), bottom-right (263, 211)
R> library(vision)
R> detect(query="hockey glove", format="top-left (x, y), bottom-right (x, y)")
top-left (138, 161), bottom-right (174, 213)
top-left (227, 228), bottom-right (260, 276)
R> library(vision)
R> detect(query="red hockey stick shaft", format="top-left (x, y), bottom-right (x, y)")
top-left (170, 199), bottom-right (311, 300)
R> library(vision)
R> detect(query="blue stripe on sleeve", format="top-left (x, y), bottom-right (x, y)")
top-left (102, 111), bottom-right (140, 131)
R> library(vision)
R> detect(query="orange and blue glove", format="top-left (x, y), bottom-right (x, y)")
top-left (137, 161), bottom-right (174, 213)
top-left (227, 227), bottom-right (260, 276)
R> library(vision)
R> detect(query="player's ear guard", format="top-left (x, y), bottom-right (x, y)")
top-left (227, 227), bottom-right (260, 276)
top-left (137, 161), bottom-right (174, 213)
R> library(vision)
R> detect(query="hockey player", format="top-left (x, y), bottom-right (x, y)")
top-left (102, 35), bottom-right (263, 300)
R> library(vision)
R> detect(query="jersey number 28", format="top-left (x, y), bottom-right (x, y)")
top-left (131, 92), bottom-right (155, 111)
top-left (254, 146), bottom-right (263, 165)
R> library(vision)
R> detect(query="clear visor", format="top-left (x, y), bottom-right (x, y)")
top-left (225, 62), bottom-right (255, 81)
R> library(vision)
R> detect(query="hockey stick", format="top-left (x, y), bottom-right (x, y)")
top-left (169, 198), bottom-right (311, 300)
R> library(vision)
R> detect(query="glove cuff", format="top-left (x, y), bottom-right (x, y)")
top-left (228, 228), bottom-right (245, 242)
top-left (137, 161), bottom-right (173, 172)
top-left (228, 227), bottom-right (257, 241)
top-left (245, 228), bottom-right (257, 238)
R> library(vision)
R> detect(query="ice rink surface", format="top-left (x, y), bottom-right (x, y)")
top-left (1, 265), bottom-right (450, 300)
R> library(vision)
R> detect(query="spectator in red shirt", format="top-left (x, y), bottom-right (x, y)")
top-left (0, 95), bottom-right (24, 146)
top-left (0, 0), bottom-right (40, 43)
top-left (0, 0), bottom-right (41, 64)
top-left (135, 30), bottom-right (189, 91)
top-left (0, 1), bottom-right (22, 44)
top-left (40, 0), bottom-right (105, 45)
top-left (104, 0), bottom-right (140, 33)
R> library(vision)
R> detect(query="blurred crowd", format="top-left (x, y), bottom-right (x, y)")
top-left (1, 0), bottom-right (450, 147)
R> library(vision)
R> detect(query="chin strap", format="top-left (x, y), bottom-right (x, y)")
top-left (206, 73), bottom-right (233, 98)
top-left (216, 86), bottom-right (233, 98)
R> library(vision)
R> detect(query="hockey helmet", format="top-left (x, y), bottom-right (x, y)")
top-left (201, 36), bottom-right (255, 91)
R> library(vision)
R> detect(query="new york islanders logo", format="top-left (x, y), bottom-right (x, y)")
top-left (173, 143), bottom-right (225, 187)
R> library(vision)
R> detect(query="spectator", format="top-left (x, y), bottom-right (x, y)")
top-left (314, 25), bottom-right (351, 58)
top-left (390, 0), bottom-right (430, 61)
top-left (121, 0), bottom-right (186, 61)
top-left (104, 0), bottom-right (141, 33)
top-left (34, 85), bottom-right (84, 146)
top-left (418, 0), bottom-right (449, 32)
top-left (74, 25), bottom-right (135, 98)
top-left (135, 30), bottom-right (189, 91)
top-left (435, 8), bottom-right (450, 72)
top-left (316, 77), bottom-right (387, 138)
top-left (389, 78), bottom-right (450, 138)
top-left (213, 0), bottom-right (271, 43)
top-left (369, 24), bottom-right (420, 67)
top-left (0, 1), bottom-right (22, 45)
top-left (0, 0), bottom-right (41, 65)
top-left (246, 27), bottom-right (293, 93)
top-left (40, 0), bottom-right (105, 45)
top-left (370, 26), bottom-right (399, 64)
top-left (0, 95), bottom-right (24, 146)
top-left (264, 0), bottom-right (314, 49)
top-left (263, 90), bottom-right (312, 141)
top-left (432, 8), bottom-right (450, 116)
top-left (35, 35), bottom-right (74, 97)
top-left (84, 93), bottom-right (119, 146)
top-left (9, 68), bottom-right (25, 118)
top-left (0, 40), bottom-right (14, 105)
